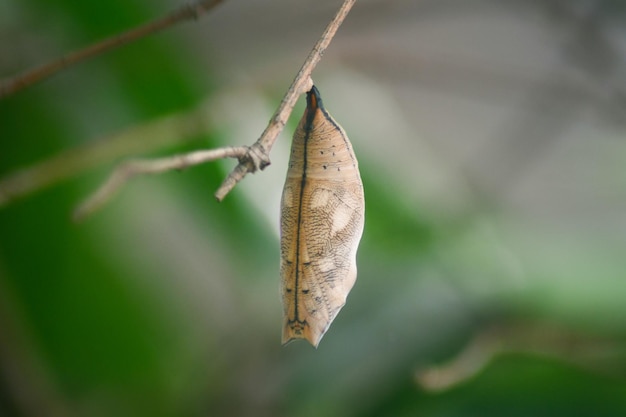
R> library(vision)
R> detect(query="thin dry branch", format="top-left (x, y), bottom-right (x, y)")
top-left (415, 321), bottom-right (626, 392)
top-left (73, 0), bottom-right (357, 220)
top-left (214, 0), bottom-right (357, 200)
top-left (73, 147), bottom-right (248, 221)
top-left (0, 0), bottom-right (224, 99)
top-left (0, 105), bottom-right (212, 208)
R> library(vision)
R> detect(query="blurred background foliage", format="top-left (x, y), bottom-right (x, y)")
top-left (1, 0), bottom-right (626, 416)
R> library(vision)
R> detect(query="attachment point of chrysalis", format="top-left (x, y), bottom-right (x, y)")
top-left (305, 85), bottom-right (325, 129)
top-left (306, 85), bottom-right (323, 111)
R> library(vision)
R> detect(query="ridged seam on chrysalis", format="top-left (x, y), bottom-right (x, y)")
top-left (289, 90), bottom-right (315, 334)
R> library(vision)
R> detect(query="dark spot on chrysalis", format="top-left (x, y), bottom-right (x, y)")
top-left (323, 165), bottom-right (327, 170)
top-left (302, 289), bottom-right (310, 294)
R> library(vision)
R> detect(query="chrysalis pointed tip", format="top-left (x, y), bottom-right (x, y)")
top-left (282, 322), bottom-right (324, 348)
top-left (281, 335), bottom-right (321, 348)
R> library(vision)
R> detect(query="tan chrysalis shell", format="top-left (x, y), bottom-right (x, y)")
top-left (280, 86), bottom-right (365, 347)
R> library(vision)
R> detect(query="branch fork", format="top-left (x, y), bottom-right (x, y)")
top-left (0, 0), bottom-right (357, 220)
top-left (215, 142), bottom-right (271, 202)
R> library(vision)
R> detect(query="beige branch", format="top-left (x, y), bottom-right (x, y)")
top-left (0, 0), bottom-right (357, 218)
top-left (72, 0), bottom-right (357, 219)
top-left (0, 106), bottom-right (212, 209)
top-left (73, 146), bottom-right (248, 221)
top-left (214, 0), bottom-right (357, 201)
top-left (0, 0), bottom-right (224, 99)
